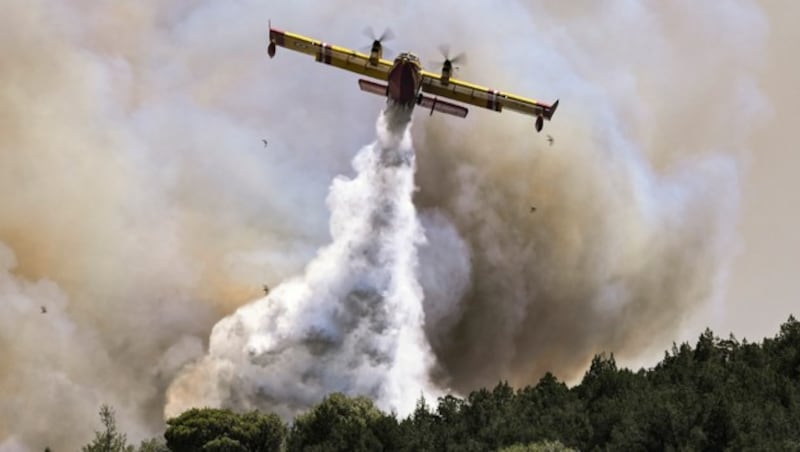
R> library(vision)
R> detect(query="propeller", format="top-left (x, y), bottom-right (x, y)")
top-left (431, 44), bottom-right (468, 71)
top-left (360, 26), bottom-right (395, 57)
top-left (363, 26), bottom-right (395, 43)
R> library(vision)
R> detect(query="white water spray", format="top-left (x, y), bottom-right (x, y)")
top-left (166, 105), bottom-right (442, 419)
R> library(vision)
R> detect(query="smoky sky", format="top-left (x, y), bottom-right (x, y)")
top-left (165, 105), bottom-right (443, 422)
top-left (0, 1), bottom-right (772, 450)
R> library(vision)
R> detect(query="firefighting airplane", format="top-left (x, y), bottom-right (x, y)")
top-left (267, 24), bottom-right (559, 132)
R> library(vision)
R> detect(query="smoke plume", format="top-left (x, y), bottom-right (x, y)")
top-left (0, 0), bottom-right (772, 450)
top-left (165, 105), bottom-right (442, 419)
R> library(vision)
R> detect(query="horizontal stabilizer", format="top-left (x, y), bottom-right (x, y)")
top-left (358, 79), bottom-right (388, 96)
top-left (417, 94), bottom-right (468, 118)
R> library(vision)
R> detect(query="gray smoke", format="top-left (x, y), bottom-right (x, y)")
top-left (166, 105), bottom-right (444, 419)
top-left (411, 1), bottom-right (769, 390)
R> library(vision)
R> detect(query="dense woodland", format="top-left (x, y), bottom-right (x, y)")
top-left (79, 316), bottom-right (800, 451)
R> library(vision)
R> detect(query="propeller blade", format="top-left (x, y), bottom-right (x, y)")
top-left (432, 45), bottom-right (468, 71)
top-left (363, 25), bottom-right (376, 41)
top-left (378, 28), bottom-right (395, 43)
top-left (437, 43), bottom-right (451, 60)
top-left (450, 51), bottom-right (467, 66)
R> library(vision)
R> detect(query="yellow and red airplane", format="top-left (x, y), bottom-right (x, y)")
top-left (267, 24), bottom-right (559, 132)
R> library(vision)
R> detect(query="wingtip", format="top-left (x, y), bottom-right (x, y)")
top-left (547, 99), bottom-right (560, 119)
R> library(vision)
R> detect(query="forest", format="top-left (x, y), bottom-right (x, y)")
top-left (79, 316), bottom-right (800, 451)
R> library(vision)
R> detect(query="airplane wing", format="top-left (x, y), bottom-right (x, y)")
top-left (268, 25), bottom-right (393, 81)
top-left (420, 70), bottom-right (559, 131)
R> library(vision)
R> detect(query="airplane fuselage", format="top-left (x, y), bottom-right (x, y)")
top-left (387, 53), bottom-right (421, 107)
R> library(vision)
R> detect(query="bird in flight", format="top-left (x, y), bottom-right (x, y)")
top-left (262, 139), bottom-right (268, 147)
top-left (41, 306), bottom-right (47, 314)
top-left (546, 135), bottom-right (554, 146)
top-left (530, 206), bottom-right (537, 213)
top-left (263, 284), bottom-right (270, 295)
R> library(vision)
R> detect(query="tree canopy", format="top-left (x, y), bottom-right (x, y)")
top-left (83, 315), bottom-right (800, 451)
top-left (82, 405), bottom-right (134, 452)
top-left (287, 392), bottom-right (398, 452)
top-left (165, 408), bottom-right (285, 452)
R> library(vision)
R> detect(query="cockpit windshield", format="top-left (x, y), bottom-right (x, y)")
top-left (396, 52), bottom-right (420, 64)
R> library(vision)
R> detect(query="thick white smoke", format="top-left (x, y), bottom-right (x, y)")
top-left (166, 105), bottom-right (443, 419)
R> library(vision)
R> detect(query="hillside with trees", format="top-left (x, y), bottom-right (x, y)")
top-left (78, 316), bottom-right (800, 451)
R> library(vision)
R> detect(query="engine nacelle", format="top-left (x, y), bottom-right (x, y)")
top-left (440, 59), bottom-right (453, 85)
top-left (268, 41), bottom-right (276, 58)
top-left (535, 115), bottom-right (544, 132)
top-left (369, 41), bottom-right (383, 66)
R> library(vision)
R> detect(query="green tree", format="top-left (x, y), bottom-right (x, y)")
top-left (399, 396), bottom-right (440, 452)
top-left (434, 394), bottom-right (467, 451)
top-left (165, 408), bottom-right (285, 452)
top-left (136, 437), bottom-right (169, 452)
top-left (162, 317), bottom-right (800, 450)
top-left (499, 439), bottom-right (577, 452)
top-left (767, 315), bottom-right (800, 379)
top-left (201, 436), bottom-right (248, 452)
top-left (370, 409), bottom-right (402, 451)
top-left (237, 411), bottom-right (287, 452)
top-left (286, 393), bottom-right (388, 452)
top-left (515, 372), bottom-right (588, 449)
top-left (82, 404), bottom-right (134, 452)
top-left (460, 382), bottom-right (519, 450)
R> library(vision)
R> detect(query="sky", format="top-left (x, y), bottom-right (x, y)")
top-left (717, 0), bottom-right (799, 343)
top-left (0, 1), bottom-right (797, 450)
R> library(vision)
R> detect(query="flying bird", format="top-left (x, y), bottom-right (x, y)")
top-left (263, 284), bottom-right (270, 296)
top-left (262, 139), bottom-right (268, 147)
top-left (40, 306), bottom-right (47, 314)
top-left (546, 135), bottom-right (554, 146)
top-left (530, 206), bottom-right (537, 213)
